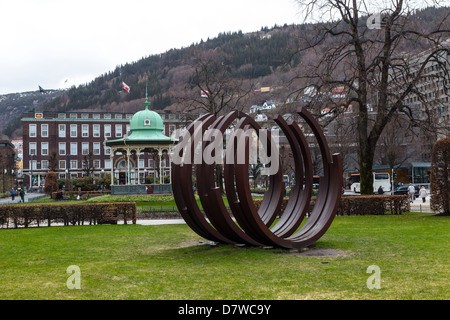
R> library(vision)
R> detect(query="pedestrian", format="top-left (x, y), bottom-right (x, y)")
top-left (19, 188), bottom-right (25, 203)
top-left (377, 186), bottom-right (384, 195)
top-left (77, 187), bottom-right (82, 200)
top-left (419, 186), bottom-right (427, 203)
top-left (408, 183), bottom-right (415, 203)
top-left (10, 187), bottom-right (15, 201)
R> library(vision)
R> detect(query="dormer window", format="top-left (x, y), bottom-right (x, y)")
top-left (144, 118), bottom-right (151, 126)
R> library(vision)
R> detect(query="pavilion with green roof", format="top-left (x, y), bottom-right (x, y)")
top-left (105, 92), bottom-right (178, 194)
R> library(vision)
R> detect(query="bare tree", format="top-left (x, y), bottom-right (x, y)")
top-left (48, 149), bottom-right (59, 172)
top-left (177, 50), bottom-right (257, 193)
top-left (376, 114), bottom-right (419, 177)
top-left (180, 50), bottom-right (254, 116)
top-left (82, 151), bottom-right (94, 177)
top-left (292, 0), bottom-right (450, 194)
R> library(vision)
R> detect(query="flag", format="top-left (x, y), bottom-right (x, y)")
top-left (122, 82), bottom-right (130, 93)
top-left (201, 90), bottom-right (209, 98)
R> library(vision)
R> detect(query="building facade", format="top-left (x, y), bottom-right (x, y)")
top-left (21, 111), bottom-right (194, 189)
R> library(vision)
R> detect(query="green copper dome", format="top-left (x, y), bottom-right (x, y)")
top-left (126, 97), bottom-right (172, 142)
top-left (129, 106), bottom-right (164, 131)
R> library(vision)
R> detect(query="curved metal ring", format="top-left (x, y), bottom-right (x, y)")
top-left (172, 107), bottom-right (342, 249)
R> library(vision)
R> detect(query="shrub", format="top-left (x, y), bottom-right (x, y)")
top-left (43, 171), bottom-right (59, 195)
top-left (337, 195), bottom-right (409, 215)
top-left (72, 176), bottom-right (95, 191)
top-left (0, 202), bottom-right (136, 229)
top-left (430, 137), bottom-right (450, 215)
top-left (252, 195), bottom-right (409, 216)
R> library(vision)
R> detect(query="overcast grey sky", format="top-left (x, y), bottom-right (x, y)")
top-left (0, 0), bottom-right (302, 94)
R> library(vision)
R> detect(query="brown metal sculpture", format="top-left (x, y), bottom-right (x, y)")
top-left (172, 107), bottom-right (342, 249)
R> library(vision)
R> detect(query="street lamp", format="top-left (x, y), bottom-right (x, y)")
top-left (30, 154), bottom-right (33, 192)
top-left (2, 169), bottom-right (6, 193)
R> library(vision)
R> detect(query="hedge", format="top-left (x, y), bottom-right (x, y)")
top-left (253, 195), bottom-right (409, 216)
top-left (337, 195), bottom-right (409, 215)
top-left (0, 202), bottom-right (136, 229)
top-left (51, 190), bottom-right (111, 200)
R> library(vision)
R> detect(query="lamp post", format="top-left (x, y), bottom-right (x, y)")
top-left (2, 169), bottom-right (6, 194)
top-left (30, 154), bottom-right (33, 192)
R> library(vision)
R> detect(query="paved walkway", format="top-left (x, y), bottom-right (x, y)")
top-left (0, 192), bottom-right (48, 205)
top-left (410, 195), bottom-right (434, 213)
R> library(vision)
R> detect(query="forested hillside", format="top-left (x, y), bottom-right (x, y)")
top-left (41, 25), bottom-right (303, 114)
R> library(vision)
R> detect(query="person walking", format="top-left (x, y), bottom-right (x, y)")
top-left (19, 188), bottom-right (25, 203)
top-left (408, 183), bottom-right (415, 203)
top-left (10, 187), bottom-right (15, 201)
top-left (377, 186), bottom-right (384, 195)
top-left (419, 186), bottom-right (428, 203)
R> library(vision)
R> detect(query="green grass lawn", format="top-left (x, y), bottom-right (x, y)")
top-left (0, 212), bottom-right (448, 300)
top-left (24, 194), bottom-right (231, 212)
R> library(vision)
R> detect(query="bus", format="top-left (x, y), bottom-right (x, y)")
top-left (350, 172), bottom-right (391, 193)
top-left (302, 175), bottom-right (320, 189)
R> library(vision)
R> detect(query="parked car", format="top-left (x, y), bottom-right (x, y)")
top-left (394, 185), bottom-right (419, 198)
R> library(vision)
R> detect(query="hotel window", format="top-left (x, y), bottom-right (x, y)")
top-left (29, 124), bottom-right (37, 137)
top-left (104, 146), bottom-right (111, 155)
top-left (41, 124), bottom-right (48, 137)
top-left (139, 172), bottom-right (145, 184)
top-left (115, 114), bottom-right (122, 119)
top-left (70, 124), bottom-right (77, 137)
top-left (93, 114), bottom-right (100, 119)
top-left (126, 124), bottom-right (130, 136)
top-left (82, 142), bottom-right (89, 155)
top-left (149, 159), bottom-right (154, 168)
top-left (104, 159), bottom-right (111, 169)
top-left (41, 160), bottom-right (49, 170)
top-left (169, 124), bottom-right (176, 136)
top-left (104, 114), bottom-right (111, 119)
top-left (82, 124), bottom-right (89, 137)
top-left (139, 159), bottom-right (145, 168)
top-left (41, 142), bottom-right (49, 156)
top-left (115, 124), bottom-right (122, 137)
top-left (59, 124), bottom-right (66, 138)
top-left (30, 160), bottom-right (37, 171)
top-left (59, 160), bottom-right (66, 169)
top-left (70, 113), bottom-right (77, 119)
top-left (126, 114), bottom-right (133, 119)
top-left (29, 142), bottom-right (37, 156)
top-left (93, 160), bottom-right (101, 169)
top-left (93, 142), bottom-right (101, 155)
top-left (93, 124), bottom-right (100, 137)
top-left (81, 113), bottom-right (89, 119)
top-left (58, 114), bottom-right (66, 119)
top-left (70, 160), bottom-right (78, 169)
top-left (104, 124), bottom-right (111, 137)
top-left (70, 142), bottom-right (78, 156)
top-left (59, 142), bottom-right (66, 155)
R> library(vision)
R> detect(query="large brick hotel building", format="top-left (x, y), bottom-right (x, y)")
top-left (21, 111), bottom-right (193, 188)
